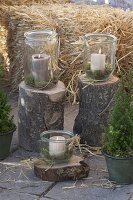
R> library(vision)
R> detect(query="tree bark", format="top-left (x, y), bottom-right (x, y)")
top-left (73, 75), bottom-right (119, 146)
top-left (18, 81), bottom-right (65, 151)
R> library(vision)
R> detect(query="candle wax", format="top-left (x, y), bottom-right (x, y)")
top-left (91, 53), bottom-right (106, 72)
top-left (32, 54), bottom-right (50, 82)
top-left (49, 136), bottom-right (66, 157)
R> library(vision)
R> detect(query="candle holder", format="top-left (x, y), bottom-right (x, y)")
top-left (34, 130), bottom-right (90, 181)
top-left (83, 33), bottom-right (116, 82)
top-left (39, 130), bottom-right (74, 164)
top-left (24, 30), bottom-right (59, 89)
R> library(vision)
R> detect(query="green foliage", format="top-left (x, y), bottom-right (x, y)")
top-left (86, 63), bottom-right (112, 81)
top-left (41, 148), bottom-right (55, 165)
top-left (103, 71), bottom-right (133, 157)
top-left (0, 91), bottom-right (15, 134)
top-left (0, 65), bottom-right (4, 79)
top-left (0, 64), bottom-right (15, 134)
top-left (25, 75), bottom-right (57, 89)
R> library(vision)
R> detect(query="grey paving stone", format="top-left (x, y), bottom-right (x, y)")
top-left (0, 162), bottom-right (53, 196)
top-left (45, 156), bottom-right (133, 200)
top-left (64, 104), bottom-right (78, 131)
top-left (0, 190), bottom-right (38, 200)
top-left (46, 182), bottom-right (133, 200)
top-left (0, 180), bottom-right (53, 196)
top-left (40, 198), bottom-right (54, 200)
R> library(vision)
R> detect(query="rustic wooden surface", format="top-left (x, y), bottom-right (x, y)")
top-left (34, 155), bottom-right (89, 182)
top-left (18, 81), bottom-right (65, 151)
top-left (73, 74), bottom-right (119, 146)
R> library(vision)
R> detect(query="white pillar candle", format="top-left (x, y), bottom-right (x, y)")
top-left (91, 53), bottom-right (106, 72)
top-left (32, 54), bottom-right (50, 82)
top-left (49, 136), bottom-right (66, 157)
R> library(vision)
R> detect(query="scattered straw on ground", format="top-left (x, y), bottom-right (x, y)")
top-left (0, 4), bottom-right (133, 103)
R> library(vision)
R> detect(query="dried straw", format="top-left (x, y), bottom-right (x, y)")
top-left (0, 0), bottom-right (69, 6)
top-left (0, 23), bottom-right (10, 87)
top-left (0, 4), bottom-right (133, 103)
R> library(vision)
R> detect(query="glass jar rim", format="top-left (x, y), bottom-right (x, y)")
top-left (40, 130), bottom-right (74, 143)
top-left (24, 29), bottom-right (58, 42)
top-left (84, 33), bottom-right (117, 43)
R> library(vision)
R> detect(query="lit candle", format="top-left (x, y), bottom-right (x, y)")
top-left (49, 136), bottom-right (66, 157)
top-left (91, 49), bottom-right (106, 72)
top-left (32, 54), bottom-right (50, 82)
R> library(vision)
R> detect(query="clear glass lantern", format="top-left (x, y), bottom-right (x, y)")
top-left (24, 30), bottom-right (59, 89)
top-left (39, 130), bottom-right (74, 163)
top-left (83, 33), bottom-right (116, 81)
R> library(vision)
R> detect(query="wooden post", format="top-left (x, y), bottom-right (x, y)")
top-left (73, 74), bottom-right (119, 146)
top-left (18, 81), bottom-right (65, 151)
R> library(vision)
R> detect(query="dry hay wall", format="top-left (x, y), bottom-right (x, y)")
top-left (0, 25), bottom-right (8, 71)
top-left (0, 4), bottom-right (133, 103)
top-left (0, 0), bottom-right (69, 5)
top-left (0, 19), bottom-right (10, 87)
top-left (0, 0), bottom-right (69, 87)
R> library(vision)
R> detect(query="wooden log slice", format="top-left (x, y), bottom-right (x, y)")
top-left (18, 81), bottom-right (65, 151)
top-left (73, 74), bottom-right (119, 146)
top-left (34, 155), bottom-right (89, 182)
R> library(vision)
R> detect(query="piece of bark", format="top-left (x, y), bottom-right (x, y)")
top-left (73, 74), bottom-right (119, 146)
top-left (18, 81), bottom-right (65, 151)
top-left (34, 155), bottom-right (89, 182)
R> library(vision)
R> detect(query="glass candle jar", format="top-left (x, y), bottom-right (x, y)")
top-left (39, 130), bottom-right (74, 163)
top-left (83, 33), bottom-right (117, 81)
top-left (24, 30), bottom-right (59, 89)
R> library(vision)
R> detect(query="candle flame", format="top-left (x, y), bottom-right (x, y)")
top-left (38, 54), bottom-right (41, 59)
top-left (99, 48), bottom-right (102, 54)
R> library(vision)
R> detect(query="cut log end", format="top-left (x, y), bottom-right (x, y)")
top-left (34, 155), bottom-right (90, 182)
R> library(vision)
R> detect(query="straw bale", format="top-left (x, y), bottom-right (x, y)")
top-left (0, 0), bottom-right (69, 6)
top-left (0, 25), bottom-right (8, 68)
top-left (0, 22), bottom-right (10, 87)
top-left (0, 4), bottom-right (133, 103)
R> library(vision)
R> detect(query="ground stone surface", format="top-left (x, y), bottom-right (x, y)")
top-left (0, 190), bottom-right (39, 200)
top-left (45, 183), bottom-right (133, 200)
top-left (0, 92), bottom-right (132, 200)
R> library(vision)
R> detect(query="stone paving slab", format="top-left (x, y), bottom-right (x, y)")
top-left (45, 181), bottom-right (133, 200)
top-left (40, 198), bottom-right (54, 200)
top-left (0, 179), bottom-right (53, 196)
top-left (45, 155), bottom-right (133, 200)
top-left (0, 153), bottom-right (53, 197)
top-left (40, 198), bottom-right (56, 200)
top-left (0, 190), bottom-right (39, 200)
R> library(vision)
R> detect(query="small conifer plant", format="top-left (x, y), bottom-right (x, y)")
top-left (103, 71), bottom-right (133, 157)
top-left (0, 91), bottom-right (15, 133)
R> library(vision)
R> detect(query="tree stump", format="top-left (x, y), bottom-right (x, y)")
top-left (34, 155), bottom-right (89, 182)
top-left (73, 74), bottom-right (119, 146)
top-left (18, 81), bottom-right (65, 151)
